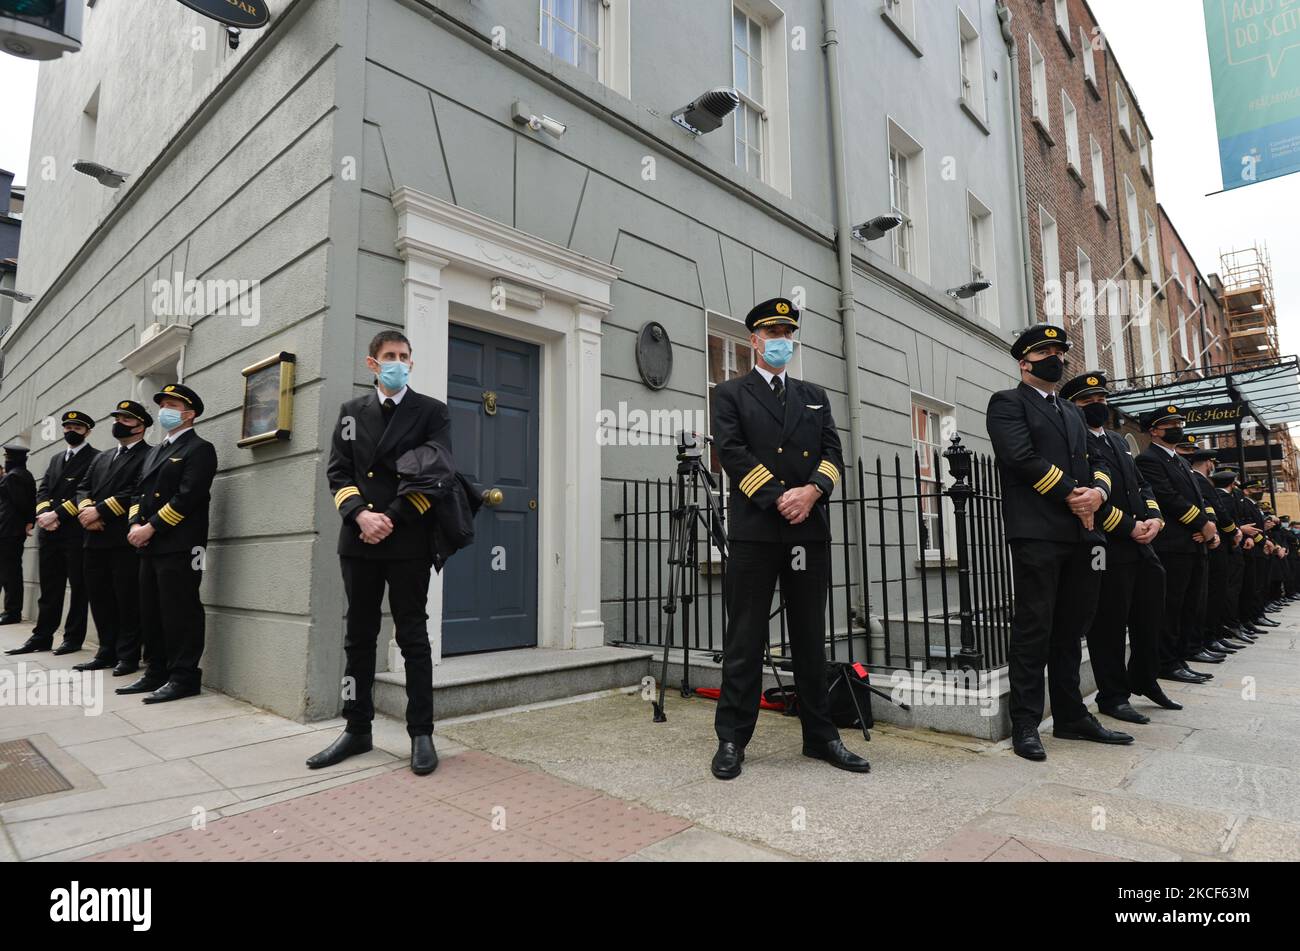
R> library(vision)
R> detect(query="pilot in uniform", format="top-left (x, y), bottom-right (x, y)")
top-left (71, 400), bottom-right (153, 676)
top-left (10, 411), bottom-right (99, 655)
top-left (708, 297), bottom-right (870, 780)
top-left (117, 384), bottom-right (219, 703)
top-left (1059, 372), bottom-right (1179, 722)
top-left (986, 326), bottom-right (1133, 761)
top-left (0, 444), bottom-right (36, 626)
top-left (1135, 407), bottom-right (1218, 685)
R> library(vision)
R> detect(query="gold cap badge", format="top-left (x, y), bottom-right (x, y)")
top-left (775, 302), bottom-right (790, 314)
top-left (1086, 376), bottom-right (1098, 386)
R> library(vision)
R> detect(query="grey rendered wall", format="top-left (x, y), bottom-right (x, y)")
top-left (2, 0), bottom-right (344, 719)
top-left (355, 1), bottom-right (1021, 652)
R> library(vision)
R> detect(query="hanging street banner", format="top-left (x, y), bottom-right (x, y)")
top-left (173, 0), bottom-right (270, 29)
top-left (1203, 0), bottom-right (1300, 191)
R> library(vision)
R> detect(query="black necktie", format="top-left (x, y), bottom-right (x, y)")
top-left (771, 376), bottom-right (785, 407)
top-left (382, 398), bottom-right (397, 425)
top-left (1047, 393), bottom-right (1063, 418)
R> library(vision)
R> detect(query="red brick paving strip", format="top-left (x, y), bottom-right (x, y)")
top-left (83, 750), bottom-right (690, 862)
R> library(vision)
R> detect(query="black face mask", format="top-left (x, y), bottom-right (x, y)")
top-left (1161, 427), bottom-right (1185, 444)
top-left (63, 431), bottom-right (85, 447)
top-left (1027, 354), bottom-right (1065, 383)
top-left (111, 422), bottom-right (138, 440)
top-left (1081, 403), bottom-right (1111, 428)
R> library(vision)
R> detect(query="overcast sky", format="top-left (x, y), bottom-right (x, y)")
top-left (1, 2), bottom-right (1294, 356)
top-left (1086, 0), bottom-right (1297, 359)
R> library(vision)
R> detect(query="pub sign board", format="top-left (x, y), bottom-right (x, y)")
top-left (173, 0), bottom-right (269, 29)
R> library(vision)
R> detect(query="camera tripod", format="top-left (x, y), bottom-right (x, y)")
top-left (651, 432), bottom-right (729, 723)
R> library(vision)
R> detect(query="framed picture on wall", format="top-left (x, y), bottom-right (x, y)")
top-left (237, 352), bottom-right (296, 447)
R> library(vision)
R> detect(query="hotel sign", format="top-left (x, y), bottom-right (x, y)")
top-left (174, 0), bottom-right (269, 29)
top-left (1182, 402), bottom-right (1247, 425)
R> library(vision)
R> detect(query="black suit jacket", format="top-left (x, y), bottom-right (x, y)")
top-left (35, 446), bottom-right (100, 546)
top-left (1135, 446), bottom-right (1211, 554)
top-left (76, 440), bottom-right (151, 549)
top-left (0, 466), bottom-right (36, 538)
top-left (710, 370), bottom-right (843, 544)
top-left (987, 383), bottom-right (1110, 543)
top-left (328, 388), bottom-right (453, 560)
top-left (1089, 429), bottom-right (1160, 563)
top-left (1211, 487), bottom-right (1239, 536)
top-left (130, 429), bottom-right (218, 556)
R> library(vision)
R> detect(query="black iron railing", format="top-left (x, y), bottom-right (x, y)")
top-left (609, 435), bottom-right (1014, 674)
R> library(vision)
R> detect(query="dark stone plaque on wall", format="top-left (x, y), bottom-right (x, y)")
top-left (635, 321), bottom-right (673, 390)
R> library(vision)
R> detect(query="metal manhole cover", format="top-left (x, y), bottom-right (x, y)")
top-left (0, 739), bottom-right (73, 802)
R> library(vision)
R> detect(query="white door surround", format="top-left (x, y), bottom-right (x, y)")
top-left (390, 187), bottom-right (620, 668)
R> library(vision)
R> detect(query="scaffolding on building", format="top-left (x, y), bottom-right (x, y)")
top-left (1221, 243), bottom-right (1279, 365)
top-left (1218, 243), bottom-right (1298, 494)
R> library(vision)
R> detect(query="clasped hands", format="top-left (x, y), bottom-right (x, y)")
top-left (1129, 519), bottom-right (1162, 544)
top-left (77, 506), bottom-right (106, 532)
top-left (1066, 486), bottom-right (1103, 531)
top-left (775, 485), bottom-right (821, 526)
top-left (356, 509), bottom-right (394, 544)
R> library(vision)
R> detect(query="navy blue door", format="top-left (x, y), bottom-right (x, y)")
top-left (442, 325), bottom-right (540, 655)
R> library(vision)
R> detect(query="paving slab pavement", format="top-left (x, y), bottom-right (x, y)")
top-left (3, 602), bottom-right (1298, 862)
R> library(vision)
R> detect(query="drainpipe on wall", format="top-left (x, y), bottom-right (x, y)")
top-left (998, 3), bottom-right (1038, 329)
top-left (821, 0), bottom-right (868, 624)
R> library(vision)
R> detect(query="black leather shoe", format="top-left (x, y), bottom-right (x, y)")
top-left (1136, 685), bottom-right (1183, 710)
top-left (1225, 635), bottom-right (1254, 646)
top-left (142, 681), bottom-right (200, 704)
top-left (1099, 702), bottom-right (1150, 725)
top-left (306, 731), bottom-right (373, 769)
top-left (112, 663), bottom-right (139, 677)
top-left (1241, 624), bottom-right (1264, 635)
top-left (1256, 616), bottom-right (1280, 627)
top-left (72, 657), bottom-right (115, 671)
top-left (115, 675), bottom-right (166, 694)
top-left (51, 641), bottom-right (82, 656)
top-left (1159, 667), bottom-right (1205, 684)
top-left (710, 741), bottom-right (743, 780)
top-left (1208, 640), bottom-right (1239, 653)
top-left (1012, 724), bottom-right (1046, 761)
top-left (1181, 666), bottom-right (1213, 681)
top-left (0, 613), bottom-right (22, 625)
top-left (1054, 713), bottom-right (1134, 745)
top-left (802, 738), bottom-right (870, 773)
top-left (1189, 650), bottom-right (1225, 664)
top-left (4, 637), bottom-right (51, 655)
top-left (411, 735), bottom-right (438, 775)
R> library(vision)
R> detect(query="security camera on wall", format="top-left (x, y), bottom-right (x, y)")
top-left (0, 0), bottom-right (84, 61)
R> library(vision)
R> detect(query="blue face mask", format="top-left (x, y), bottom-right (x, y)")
top-left (761, 337), bottom-right (795, 369)
top-left (378, 360), bottom-right (410, 391)
top-left (158, 408), bottom-right (184, 431)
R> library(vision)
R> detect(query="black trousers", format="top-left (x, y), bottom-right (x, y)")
top-left (715, 540), bottom-right (838, 747)
top-left (1157, 550), bottom-right (1204, 670)
top-left (84, 546), bottom-right (142, 666)
top-left (139, 551), bottom-right (205, 689)
top-left (1203, 545), bottom-right (1230, 645)
top-left (340, 556), bottom-right (434, 738)
top-left (1240, 554), bottom-right (1259, 622)
top-left (1007, 539), bottom-right (1098, 728)
top-left (1087, 552), bottom-right (1164, 708)
top-left (1252, 552), bottom-right (1269, 612)
top-left (33, 537), bottom-right (88, 646)
top-left (1223, 548), bottom-right (1244, 628)
top-left (0, 536), bottom-right (24, 616)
